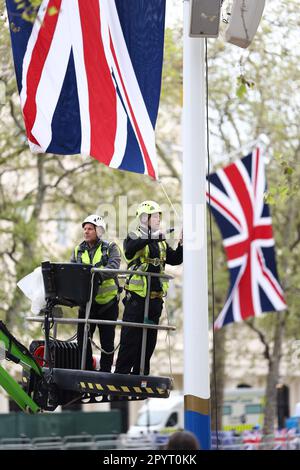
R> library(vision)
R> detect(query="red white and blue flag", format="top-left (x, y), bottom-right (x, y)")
top-left (6, 0), bottom-right (166, 179)
top-left (207, 148), bottom-right (287, 329)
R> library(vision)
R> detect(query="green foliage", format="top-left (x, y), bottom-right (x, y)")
top-left (266, 153), bottom-right (298, 204)
top-left (206, 2), bottom-right (300, 434)
top-left (0, 4), bottom-right (183, 334)
top-left (1, 1), bottom-right (300, 409)
top-left (161, 26), bottom-right (183, 107)
top-left (6, 0), bottom-right (56, 23)
top-left (236, 74), bottom-right (255, 99)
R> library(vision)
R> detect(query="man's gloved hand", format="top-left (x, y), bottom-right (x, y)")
top-left (150, 229), bottom-right (160, 239)
top-left (139, 225), bottom-right (150, 239)
top-left (151, 230), bottom-right (165, 240)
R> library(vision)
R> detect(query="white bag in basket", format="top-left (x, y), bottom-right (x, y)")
top-left (17, 267), bottom-right (46, 314)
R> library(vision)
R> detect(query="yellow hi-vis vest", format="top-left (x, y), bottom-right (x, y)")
top-left (74, 242), bottom-right (118, 305)
top-left (125, 236), bottom-right (168, 298)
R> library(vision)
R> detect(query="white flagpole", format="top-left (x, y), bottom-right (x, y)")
top-left (182, 0), bottom-right (211, 449)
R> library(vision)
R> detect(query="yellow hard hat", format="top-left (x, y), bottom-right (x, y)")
top-left (136, 201), bottom-right (162, 219)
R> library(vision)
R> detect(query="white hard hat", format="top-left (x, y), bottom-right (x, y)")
top-left (82, 214), bottom-right (106, 232)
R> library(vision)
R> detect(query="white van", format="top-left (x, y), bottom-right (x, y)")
top-left (128, 392), bottom-right (184, 437)
top-left (128, 387), bottom-right (266, 436)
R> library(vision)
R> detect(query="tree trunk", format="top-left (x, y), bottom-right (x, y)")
top-left (262, 314), bottom-right (286, 437)
top-left (5, 155), bottom-right (46, 331)
top-left (210, 328), bottom-right (226, 431)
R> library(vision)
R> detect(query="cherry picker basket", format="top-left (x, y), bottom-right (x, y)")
top-left (41, 261), bottom-right (93, 307)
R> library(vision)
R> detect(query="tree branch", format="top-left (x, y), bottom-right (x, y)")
top-left (245, 321), bottom-right (271, 362)
top-left (156, 142), bottom-right (180, 181)
top-left (9, 97), bottom-right (24, 132)
top-left (50, 160), bottom-right (94, 189)
top-left (290, 222), bottom-right (300, 250)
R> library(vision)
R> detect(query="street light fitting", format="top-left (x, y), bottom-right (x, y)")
top-left (224, 0), bottom-right (266, 49)
top-left (189, 0), bottom-right (222, 38)
top-left (189, 0), bottom-right (266, 49)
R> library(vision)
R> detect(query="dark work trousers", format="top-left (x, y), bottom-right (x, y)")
top-left (77, 298), bottom-right (118, 372)
top-left (115, 293), bottom-right (163, 376)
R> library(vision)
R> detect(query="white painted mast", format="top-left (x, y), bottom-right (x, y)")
top-left (182, 0), bottom-right (211, 449)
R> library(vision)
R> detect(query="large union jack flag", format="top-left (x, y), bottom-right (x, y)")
top-left (207, 148), bottom-right (287, 329)
top-left (6, 0), bottom-right (166, 179)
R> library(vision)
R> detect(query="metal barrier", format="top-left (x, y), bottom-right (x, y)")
top-left (31, 436), bottom-right (64, 450)
top-left (0, 437), bottom-right (34, 450)
top-left (1, 432), bottom-right (300, 450)
top-left (0, 433), bottom-right (156, 450)
top-left (211, 430), bottom-right (300, 450)
top-left (27, 267), bottom-right (175, 376)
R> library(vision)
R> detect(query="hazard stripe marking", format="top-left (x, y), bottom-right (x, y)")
top-left (107, 385), bottom-right (119, 392)
top-left (78, 382), bottom-right (169, 396)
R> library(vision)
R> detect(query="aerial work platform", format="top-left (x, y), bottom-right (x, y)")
top-left (44, 368), bottom-right (170, 399)
top-left (21, 366), bottom-right (171, 411)
top-left (1, 263), bottom-right (175, 412)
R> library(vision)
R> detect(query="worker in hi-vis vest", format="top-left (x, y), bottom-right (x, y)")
top-left (71, 214), bottom-right (121, 371)
top-left (115, 201), bottom-right (183, 376)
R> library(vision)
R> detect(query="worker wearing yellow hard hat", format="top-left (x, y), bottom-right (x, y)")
top-left (115, 201), bottom-right (183, 375)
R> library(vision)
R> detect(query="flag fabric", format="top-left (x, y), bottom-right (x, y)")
top-left (6, 0), bottom-right (166, 179)
top-left (207, 148), bottom-right (287, 329)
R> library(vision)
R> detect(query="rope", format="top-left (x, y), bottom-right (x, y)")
top-left (205, 38), bottom-right (219, 448)
top-left (49, 333), bottom-right (78, 343)
top-left (90, 335), bottom-right (120, 356)
top-left (158, 179), bottom-right (181, 221)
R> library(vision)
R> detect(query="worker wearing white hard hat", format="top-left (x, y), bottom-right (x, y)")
top-left (71, 214), bottom-right (121, 371)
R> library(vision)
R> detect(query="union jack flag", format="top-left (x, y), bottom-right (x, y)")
top-left (6, 0), bottom-right (166, 179)
top-left (207, 148), bottom-right (287, 329)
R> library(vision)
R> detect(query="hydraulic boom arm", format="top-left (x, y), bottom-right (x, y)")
top-left (0, 321), bottom-right (41, 413)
